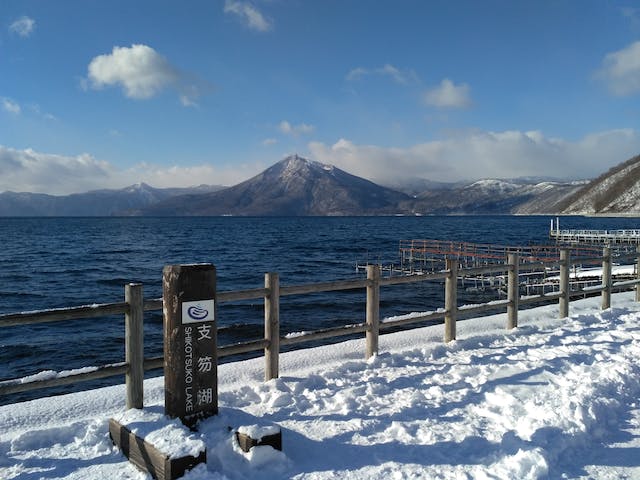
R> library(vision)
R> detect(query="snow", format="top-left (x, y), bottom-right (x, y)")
top-left (112, 407), bottom-right (206, 459)
top-left (0, 366), bottom-right (101, 387)
top-left (284, 331), bottom-right (309, 339)
top-left (236, 425), bottom-right (281, 440)
top-left (564, 160), bottom-right (640, 214)
top-left (547, 264), bottom-right (636, 280)
top-left (3, 292), bottom-right (640, 479)
top-left (382, 308), bottom-right (445, 323)
top-left (466, 179), bottom-right (521, 194)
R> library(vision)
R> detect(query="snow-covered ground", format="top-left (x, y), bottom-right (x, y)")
top-left (2, 292), bottom-right (640, 479)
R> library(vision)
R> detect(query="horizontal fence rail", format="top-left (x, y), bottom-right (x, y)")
top-left (0, 302), bottom-right (129, 328)
top-left (2, 246), bottom-right (640, 407)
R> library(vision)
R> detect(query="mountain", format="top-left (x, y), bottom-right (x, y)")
top-left (512, 181), bottom-right (588, 214)
top-left (140, 155), bottom-right (413, 216)
top-left (139, 156), bottom-right (585, 216)
top-left (409, 178), bottom-right (584, 215)
top-left (0, 183), bottom-right (225, 216)
top-left (555, 154), bottom-right (640, 215)
top-left (4, 152), bottom-right (638, 217)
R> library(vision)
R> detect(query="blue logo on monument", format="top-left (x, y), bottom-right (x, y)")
top-left (187, 305), bottom-right (209, 321)
top-left (182, 299), bottom-right (215, 324)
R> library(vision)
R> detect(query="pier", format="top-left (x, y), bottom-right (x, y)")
top-left (356, 229), bottom-right (640, 297)
top-left (550, 218), bottom-right (640, 246)
top-left (396, 239), bottom-right (600, 274)
top-left (390, 239), bottom-right (618, 296)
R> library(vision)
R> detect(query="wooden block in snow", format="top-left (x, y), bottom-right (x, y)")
top-left (235, 425), bottom-right (282, 452)
top-left (109, 418), bottom-right (206, 480)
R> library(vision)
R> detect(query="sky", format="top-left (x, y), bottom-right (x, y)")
top-left (1, 0), bottom-right (640, 194)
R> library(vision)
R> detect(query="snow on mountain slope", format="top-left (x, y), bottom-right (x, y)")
top-left (559, 154), bottom-right (640, 215)
top-left (465, 178), bottom-right (521, 194)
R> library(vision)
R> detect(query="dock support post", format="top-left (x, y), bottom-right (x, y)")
top-left (602, 247), bottom-right (611, 310)
top-left (444, 258), bottom-right (458, 342)
top-left (559, 249), bottom-right (570, 319)
top-left (507, 253), bottom-right (519, 329)
top-left (366, 265), bottom-right (380, 359)
top-left (125, 282), bottom-right (144, 410)
top-left (264, 272), bottom-right (280, 381)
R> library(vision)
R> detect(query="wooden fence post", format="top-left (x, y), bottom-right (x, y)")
top-left (507, 253), bottom-right (519, 329)
top-left (444, 258), bottom-right (457, 342)
top-left (559, 249), bottom-right (570, 319)
top-left (125, 282), bottom-right (144, 410)
top-left (366, 265), bottom-right (380, 359)
top-left (264, 272), bottom-right (280, 381)
top-left (636, 246), bottom-right (640, 303)
top-left (601, 247), bottom-right (611, 310)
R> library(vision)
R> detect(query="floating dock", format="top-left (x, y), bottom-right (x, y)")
top-left (357, 220), bottom-right (639, 297)
top-left (550, 218), bottom-right (640, 246)
top-left (397, 239), bottom-right (599, 274)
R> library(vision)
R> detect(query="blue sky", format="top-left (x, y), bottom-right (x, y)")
top-left (1, 0), bottom-right (640, 194)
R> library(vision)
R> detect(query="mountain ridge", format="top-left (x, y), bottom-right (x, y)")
top-left (555, 154), bottom-right (640, 215)
top-left (0, 183), bottom-right (225, 216)
top-left (2, 153), bottom-right (639, 216)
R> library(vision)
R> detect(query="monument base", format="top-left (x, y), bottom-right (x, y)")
top-left (109, 418), bottom-right (206, 480)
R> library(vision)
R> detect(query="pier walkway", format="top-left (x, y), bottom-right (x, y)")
top-left (550, 218), bottom-right (640, 246)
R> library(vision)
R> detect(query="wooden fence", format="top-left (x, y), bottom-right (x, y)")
top-left (2, 247), bottom-right (640, 409)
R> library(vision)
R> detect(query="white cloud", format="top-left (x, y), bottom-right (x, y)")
top-left (86, 44), bottom-right (203, 105)
top-left (346, 64), bottom-right (418, 85)
top-left (9, 16), bottom-right (35, 37)
top-left (278, 120), bottom-right (315, 136)
top-left (224, 0), bottom-right (272, 32)
top-left (262, 138), bottom-right (277, 146)
top-left (87, 44), bottom-right (178, 99)
top-left (0, 146), bottom-right (263, 195)
top-left (1, 98), bottom-right (21, 114)
top-left (308, 129), bottom-right (640, 184)
top-left (423, 79), bottom-right (471, 108)
top-left (597, 41), bottom-right (640, 96)
top-left (0, 146), bottom-right (116, 194)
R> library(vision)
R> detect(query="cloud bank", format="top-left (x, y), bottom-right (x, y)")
top-left (2, 128), bottom-right (638, 195)
top-left (309, 129), bottom-right (640, 184)
top-left (0, 147), bottom-right (116, 194)
top-left (0, 146), bottom-right (261, 195)
top-left (86, 44), bottom-right (203, 106)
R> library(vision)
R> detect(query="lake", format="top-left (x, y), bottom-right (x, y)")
top-left (1, 215), bottom-right (638, 404)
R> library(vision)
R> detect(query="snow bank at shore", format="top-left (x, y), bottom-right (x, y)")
top-left (2, 293), bottom-right (640, 479)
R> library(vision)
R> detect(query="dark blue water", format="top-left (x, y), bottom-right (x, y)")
top-left (1, 215), bottom-right (638, 404)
